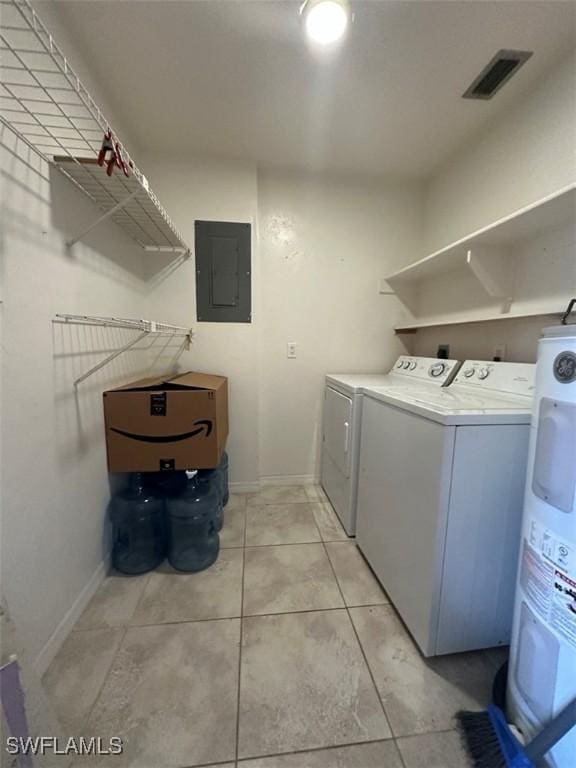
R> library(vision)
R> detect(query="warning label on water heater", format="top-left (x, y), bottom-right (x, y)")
top-left (520, 517), bottom-right (576, 650)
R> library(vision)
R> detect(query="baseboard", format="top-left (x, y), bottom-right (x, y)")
top-left (230, 475), bottom-right (319, 493)
top-left (259, 474), bottom-right (319, 487)
top-left (229, 481), bottom-right (261, 493)
top-left (33, 556), bottom-right (110, 677)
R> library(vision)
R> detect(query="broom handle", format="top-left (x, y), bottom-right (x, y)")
top-left (525, 698), bottom-right (576, 761)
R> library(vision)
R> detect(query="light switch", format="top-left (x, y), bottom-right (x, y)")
top-left (287, 342), bottom-right (297, 359)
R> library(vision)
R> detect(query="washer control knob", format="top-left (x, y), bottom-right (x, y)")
top-left (463, 368), bottom-right (476, 378)
top-left (478, 367), bottom-right (490, 380)
top-left (429, 363), bottom-right (446, 378)
top-left (403, 360), bottom-right (411, 369)
top-left (409, 361), bottom-right (417, 371)
top-left (396, 360), bottom-right (404, 369)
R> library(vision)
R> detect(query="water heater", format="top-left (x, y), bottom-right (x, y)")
top-left (508, 325), bottom-right (576, 767)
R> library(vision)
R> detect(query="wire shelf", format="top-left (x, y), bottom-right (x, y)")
top-left (0, 0), bottom-right (191, 255)
top-left (55, 314), bottom-right (193, 336)
top-left (54, 314), bottom-right (193, 385)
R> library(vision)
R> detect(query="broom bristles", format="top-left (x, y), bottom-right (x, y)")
top-left (456, 709), bottom-right (508, 768)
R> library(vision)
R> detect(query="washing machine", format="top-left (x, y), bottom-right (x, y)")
top-left (507, 326), bottom-right (576, 768)
top-left (321, 356), bottom-right (461, 536)
top-left (357, 360), bottom-right (536, 656)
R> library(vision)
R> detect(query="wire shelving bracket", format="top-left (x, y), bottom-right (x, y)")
top-left (0, 0), bottom-right (191, 256)
top-left (54, 314), bottom-right (193, 386)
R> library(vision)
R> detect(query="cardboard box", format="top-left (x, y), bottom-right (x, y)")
top-left (103, 372), bottom-right (228, 472)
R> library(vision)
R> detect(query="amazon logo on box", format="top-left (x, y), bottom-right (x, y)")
top-left (103, 372), bottom-right (228, 472)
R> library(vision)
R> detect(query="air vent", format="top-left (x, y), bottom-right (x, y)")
top-left (463, 49), bottom-right (533, 100)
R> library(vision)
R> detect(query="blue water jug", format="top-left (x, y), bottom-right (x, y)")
top-left (196, 468), bottom-right (224, 531)
top-left (219, 451), bottom-right (229, 507)
top-left (146, 470), bottom-right (187, 499)
top-left (166, 471), bottom-right (220, 571)
top-left (110, 473), bottom-right (166, 575)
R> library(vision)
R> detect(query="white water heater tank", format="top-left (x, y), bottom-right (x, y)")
top-left (508, 325), bottom-right (576, 767)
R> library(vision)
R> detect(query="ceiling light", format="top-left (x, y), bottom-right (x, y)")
top-left (302, 0), bottom-right (350, 46)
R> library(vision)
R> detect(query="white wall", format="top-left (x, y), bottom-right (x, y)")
top-left (412, 51), bottom-right (576, 362)
top-left (0, 127), bottom-right (151, 671)
top-left (423, 52), bottom-right (576, 253)
top-left (140, 154), bottom-right (260, 488)
top-left (257, 171), bottom-right (421, 479)
top-left (140, 159), bottom-right (423, 485)
top-left (1, 2), bottom-right (149, 672)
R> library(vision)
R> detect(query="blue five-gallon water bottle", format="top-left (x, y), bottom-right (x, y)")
top-left (166, 470), bottom-right (220, 571)
top-left (196, 467), bottom-right (224, 531)
top-left (110, 473), bottom-right (166, 575)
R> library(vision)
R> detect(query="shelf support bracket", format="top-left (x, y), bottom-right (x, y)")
top-left (66, 189), bottom-right (140, 248)
top-left (466, 247), bottom-right (513, 310)
top-left (74, 329), bottom-right (149, 386)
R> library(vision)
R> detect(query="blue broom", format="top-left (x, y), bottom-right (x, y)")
top-left (456, 698), bottom-right (576, 768)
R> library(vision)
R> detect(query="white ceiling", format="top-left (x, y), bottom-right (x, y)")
top-left (53, 0), bottom-right (576, 178)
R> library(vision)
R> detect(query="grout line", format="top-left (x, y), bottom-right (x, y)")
top-left (79, 625), bottom-right (127, 734)
top-left (242, 538), bottom-right (345, 548)
top-left (182, 728), bottom-right (462, 768)
top-left (396, 727), bottom-right (463, 740)
top-left (394, 737), bottom-right (409, 768)
top-left (61, 572), bottom-right (153, 733)
top-left (243, 603), bottom-right (385, 618)
top-left (244, 499), bottom-right (328, 510)
top-left (234, 494), bottom-right (248, 764)
top-left (70, 602), bottom-right (392, 633)
top-left (234, 736), bottom-right (398, 764)
top-left (129, 571), bottom-right (153, 619)
top-left (321, 535), bottom-right (396, 740)
top-left (181, 759), bottom-right (237, 768)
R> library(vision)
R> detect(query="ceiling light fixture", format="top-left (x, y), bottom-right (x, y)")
top-left (301, 0), bottom-right (350, 46)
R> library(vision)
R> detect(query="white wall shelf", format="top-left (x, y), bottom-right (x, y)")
top-left (387, 184), bottom-right (576, 332)
top-left (0, 0), bottom-right (191, 256)
top-left (387, 185), bottom-right (575, 286)
top-left (395, 307), bottom-right (566, 334)
top-left (55, 314), bottom-right (193, 385)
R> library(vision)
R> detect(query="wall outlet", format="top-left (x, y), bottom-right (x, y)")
top-left (287, 342), bottom-right (297, 359)
top-left (493, 344), bottom-right (507, 361)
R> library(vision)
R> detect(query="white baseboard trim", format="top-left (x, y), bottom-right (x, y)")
top-left (229, 475), bottom-right (319, 493)
top-left (34, 556), bottom-right (110, 677)
top-left (260, 474), bottom-right (318, 487)
top-left (229, 481), bottom-right (260, 493)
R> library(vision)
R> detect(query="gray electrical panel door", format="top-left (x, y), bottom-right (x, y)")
top-left (195, 220), bottom-right (251, 323)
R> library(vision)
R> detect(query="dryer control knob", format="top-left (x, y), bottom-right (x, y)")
top-left (463, 368), bottom-right (476, 378)
top-left (478, 367), bottom-right (490, 380)
top-left (403, 361), bottom-right (411, 369)
top-left (396, 361), bottom-right (404, 369)
top-left (429, 363), bottom-right (446, 378)
top-left (409, 361), bottom-right (417, 371)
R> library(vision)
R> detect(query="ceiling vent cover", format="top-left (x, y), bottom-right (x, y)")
top-left (463, 49), bottom-right (533, 100)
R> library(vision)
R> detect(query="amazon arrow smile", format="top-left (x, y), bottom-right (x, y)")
top-left (110, 419), bottom-right (213, 443)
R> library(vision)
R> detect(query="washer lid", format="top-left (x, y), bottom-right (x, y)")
top-left (542, 325), bottom-right (576, 339)
top-left (402, 387), bottom-right (531, 412)
top-left (365, 386), bottom-right (533, 425)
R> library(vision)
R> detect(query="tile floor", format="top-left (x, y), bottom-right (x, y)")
top-left (43, 486), bottom-right (503, 768)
